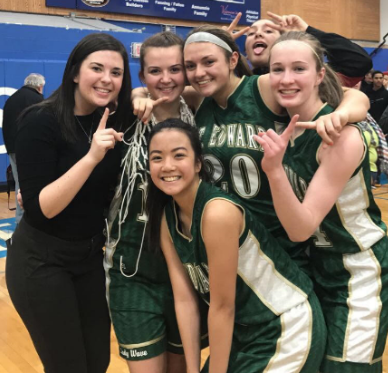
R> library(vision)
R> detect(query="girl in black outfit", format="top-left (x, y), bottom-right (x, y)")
top-left (6, 33), bottom-right (134, 373)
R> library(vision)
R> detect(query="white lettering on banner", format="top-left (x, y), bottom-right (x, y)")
top-left (155, 0), bottom-right (171, 5)
top-left (126, 3), bottom-right (143, 7)
top-left (194, 11), bottom-right (207, 17)
top-left (192, 5), bottom-right (210, 11)
top-left (172, 2), bottom-right (184, 7)
top-left (0, 87), bottom-right (18, 154)
top-left (246, 14), bottom-right (259, 21)
top-left (246, 10), bottom-right (259, 15)
top-left (164, 6), bottom-right (176, 12)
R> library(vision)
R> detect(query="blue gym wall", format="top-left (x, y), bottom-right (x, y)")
top-left (365, 47), bottom-right (388, 72)
top-left (0, 21), bottom-right (386, 184)
top-left (0, 23), bottom-right (158, 184)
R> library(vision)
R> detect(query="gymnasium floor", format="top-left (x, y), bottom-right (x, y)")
top-left (1, 188), bottom-right (388, 372)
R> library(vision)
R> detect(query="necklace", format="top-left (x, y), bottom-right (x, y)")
top-left (74, 114), bottom-right (94, 143)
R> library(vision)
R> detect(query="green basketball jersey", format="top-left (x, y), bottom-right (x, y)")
top-left (195, 75), bottom-right (311, 268)
top-left (164, 181), bottom-right (313, 325)
top-left (286, 104), bottom-right (387, 254)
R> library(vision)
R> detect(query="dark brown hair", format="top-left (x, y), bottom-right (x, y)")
top-left (185, 25), bottom-right (252, 78)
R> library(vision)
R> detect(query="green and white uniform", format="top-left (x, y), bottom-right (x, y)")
top-left (286, 104), bottom-right (388, 373)
top-left (195, 75), bottom-right (310, 273)
top-left (104, 98), bottom-right (208, 360)
top-left (165, 181), bottom-right (327, 373)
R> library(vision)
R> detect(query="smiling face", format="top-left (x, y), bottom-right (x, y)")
top-left (269, 40), bottom-right (325, 115)
top-left (141, 45), bottom-right (185, 104)
top-left (184, 42), bottom-right (238, 105)
top-left (149, 129), bottom-right (201, 200)
top-left (73, 50), bottom-right (124, 115)
top-left (245, 20), bottom-right (281, 69)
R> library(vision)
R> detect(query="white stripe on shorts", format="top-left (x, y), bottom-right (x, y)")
top-left (264, 301), bottom-right (312, 372)
top-left (238, 231), bottom-right (308, 315)
top-left (343, 249), bottom-right (382, 363)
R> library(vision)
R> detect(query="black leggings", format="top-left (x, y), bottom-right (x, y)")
top-left (6, 218), bottom-right (111, 373)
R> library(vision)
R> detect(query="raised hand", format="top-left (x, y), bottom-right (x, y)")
top-left (253, 115), bottom-right (299, 175)
top-left (88, 108), bottom-right (124, 164)
top-left (222, 12), bottom-right (250, 40)
top-left (267, 11), bottom-right (308, 32)
top-left (133, 96), bottom-right (169, 124)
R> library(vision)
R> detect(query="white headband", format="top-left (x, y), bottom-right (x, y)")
top-left (185, 32), bottom-right (233, 53)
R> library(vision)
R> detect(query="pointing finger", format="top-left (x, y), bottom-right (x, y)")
top-left (153, 96), bottom-right (169, 107)
top-left (267, 11), bottom-right (282, 22)
top-left (282, 114), bottom-right (299, 139)
top-left (295, 121), bottom-right (316, 129)
top-left (98, 108), bottom-right (110, 130)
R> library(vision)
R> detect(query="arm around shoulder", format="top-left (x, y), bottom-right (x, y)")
top-left (337, 88), bottom-right (369, 124)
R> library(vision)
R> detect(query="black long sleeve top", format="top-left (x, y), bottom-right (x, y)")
top-left (307, 26), bottom-right (372, 87)
top-left (16, 106), bottom-right (122, 240)
top-left (368, 87), bottom-right (388, 123)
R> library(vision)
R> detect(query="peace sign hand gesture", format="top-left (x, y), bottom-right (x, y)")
top-left (266, 11), bottom-right (309, 32)
top-left (222, 12), bottom-right (250, 40)
top-left (253, 115), bottom-right (299, 175)
top-left (87, 108), bottom-right (124, 164)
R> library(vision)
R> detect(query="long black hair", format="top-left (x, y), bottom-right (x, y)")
top-left (146, 118), bottom-right (209, 253)
top-left (27, 33), bottom-right (133, 142)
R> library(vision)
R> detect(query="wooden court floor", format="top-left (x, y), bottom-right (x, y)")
top-left (1, 188), bottom-right (388, 372)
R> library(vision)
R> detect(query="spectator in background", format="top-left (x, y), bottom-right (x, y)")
top-left (360, 69), bottom-right (374, 93)
top-left (2, 73), bottom-right (45, 223)
top-left (367, 70), bottom-right (388, 122)
top-left (383, 71), bottom-right (388, 90)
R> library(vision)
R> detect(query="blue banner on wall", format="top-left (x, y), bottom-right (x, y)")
top-left (46, 0), bottom-right (260, 25)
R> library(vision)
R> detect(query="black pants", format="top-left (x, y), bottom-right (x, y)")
top-left (6, 218), bottom-right (111, 373)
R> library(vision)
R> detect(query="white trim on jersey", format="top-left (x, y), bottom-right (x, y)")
top-left (336, 170), bottom-right (385, 250)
